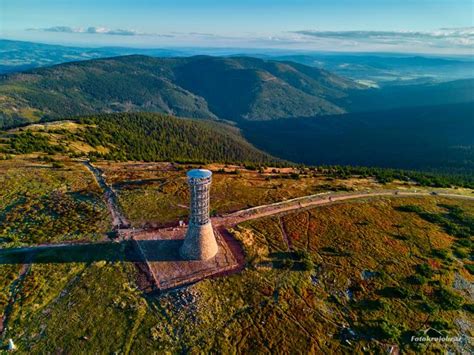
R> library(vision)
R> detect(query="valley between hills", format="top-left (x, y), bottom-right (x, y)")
top-left (1, 54), bottom-right (473, 174)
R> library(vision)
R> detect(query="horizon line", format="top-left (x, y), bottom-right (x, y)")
top-left (1, 37), bottom-right (473, 58)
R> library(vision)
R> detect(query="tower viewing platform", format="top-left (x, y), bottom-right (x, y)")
top-left (180, 169), bottom-right (219, 260)
top-left (131, 168), bottom-right (239, 291)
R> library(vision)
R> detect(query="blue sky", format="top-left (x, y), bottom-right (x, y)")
top-left (1, 0), bottom-right (473, 54)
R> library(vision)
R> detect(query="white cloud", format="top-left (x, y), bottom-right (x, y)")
top-left (23, 26), bottom-right (474, 54)
top-left (293, 27), bottom-right (474, 49)
top-left (29, 26), bottom-right (147, 36)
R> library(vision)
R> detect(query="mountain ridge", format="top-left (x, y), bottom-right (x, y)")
top-left (0, 54), bottom-right (362, 128)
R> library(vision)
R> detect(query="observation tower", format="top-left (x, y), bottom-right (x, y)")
top-left (180, 169), bottom-right (218, 260)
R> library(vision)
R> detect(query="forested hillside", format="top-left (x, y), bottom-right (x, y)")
top-left (346, 79), bottom-right (474, 112)
top-left (241, 102), bottom-right (474, 174)
top-left (2, 113), bottom-right (276, 164)
top-left (1, 54), bottom-right (472, 175)
top-left (0, 55), bottom-right (361, 128)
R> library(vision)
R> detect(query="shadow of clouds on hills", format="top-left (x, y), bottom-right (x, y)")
top-left (0, 240), bottom-right (184, 264)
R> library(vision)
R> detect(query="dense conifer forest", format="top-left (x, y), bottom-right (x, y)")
top-left (1, 113), bottom-right (276, 164)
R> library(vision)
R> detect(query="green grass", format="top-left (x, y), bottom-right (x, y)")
top-left (0, 160), bottom-right (472, 353)
top-left (4, 261), bottom-right (147, 354)
top-left (0, 159), bottom-right (111, 247)
top-left (0, 265), bottom-right (22, 318)
top-left (97, 162), bottom-right (393, 228)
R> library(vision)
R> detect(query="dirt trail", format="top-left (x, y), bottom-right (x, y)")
top-left (3, 190), bottom-right (472, 257)
top-left (83, 161), bottom-right (130, 230)
top-left (1, 188), bottom-right (473, 293)
top-left (213, 190), bottom-right (474, 227)
top-left (0, 260), bottom-right (31, 339)
top-left (279, 217), bottom-right (292, 251)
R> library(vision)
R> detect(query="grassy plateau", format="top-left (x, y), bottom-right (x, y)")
top-left (0, 152), bottom-right (473, 353)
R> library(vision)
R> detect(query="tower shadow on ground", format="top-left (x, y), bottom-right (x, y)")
top-left (0, 240), bottom-right (185, 265)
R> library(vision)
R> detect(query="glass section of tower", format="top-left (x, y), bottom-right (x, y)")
top-left (188, 176), bottom-right (211, 225)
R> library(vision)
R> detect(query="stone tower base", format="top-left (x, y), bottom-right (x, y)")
top-left (180, 222), bottom-right (218, 260)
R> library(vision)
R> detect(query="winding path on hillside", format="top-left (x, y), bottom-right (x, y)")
top-left (83, 160), bottom-right (130, 230)
top-left (0, 185), bottom-right (473, 299)
top-left (1, 189), bottom-right (473, 256)
top-left (213, 190), bottom-right (474, 227)
top-left (1, 177), bottom-right (472, 340)
top-left (80, 160), bottom-right (474, 234)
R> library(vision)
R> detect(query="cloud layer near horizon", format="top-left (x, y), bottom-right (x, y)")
top-left (25, 26), bottom-right (474, 54)
top-left (293, 28), bottom-right (474, 49)
top-left (29, 26), bottom-right (146, 36)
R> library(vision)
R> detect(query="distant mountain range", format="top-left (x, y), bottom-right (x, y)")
top-left (270, 53), bottom-right (474, 86)
top-left (1, 53), bottom-right (473, 129)
top-left (0, 41), bottom-right (473, 174)
top-left (2, 39), bottom-right (474, 86)
top-left (0, 39), bottom-right (188, 74)
top-left (0, 55), bottom-right (362, 127)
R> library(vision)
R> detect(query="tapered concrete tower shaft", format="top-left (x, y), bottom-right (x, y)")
top-left (180, 169), bottom-right (218, 260)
